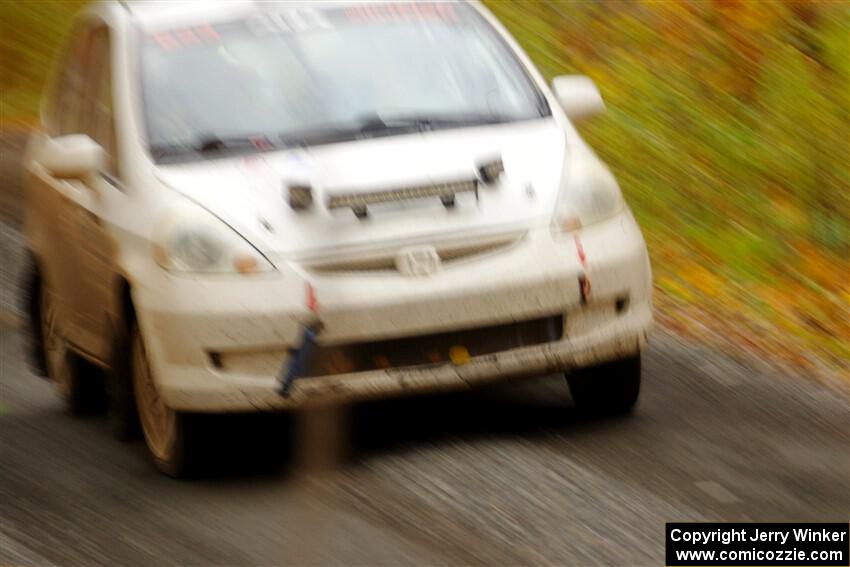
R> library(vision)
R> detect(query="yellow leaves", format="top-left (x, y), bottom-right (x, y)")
top-left (711, 0), bottom-right (781, 34)
top-left (769, 195), bottom-right (808, 230)
top-left (793, 241), bottom-right (848, 292)
top-left (500, 0), bottom-right (849, 382)
top-left (658, 276), bottom-right (695, 302)
top-left (650, 236), bottom-right (849, 382)
top-left (755, 284), bottom-right (806, 333)
top-left (681, 263), bottom-right (726, 299)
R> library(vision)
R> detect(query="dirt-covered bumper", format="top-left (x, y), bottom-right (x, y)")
top-left (132, 209), bottom-right (653, 412)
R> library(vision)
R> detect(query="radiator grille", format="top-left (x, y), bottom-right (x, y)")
top-left (303, 236), bottom-right (522, 274)
top-left (302, 314), bottom-right (563, 377)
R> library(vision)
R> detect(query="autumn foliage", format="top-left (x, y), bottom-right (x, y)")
top-left (487, 0), bottom-right (848, 379)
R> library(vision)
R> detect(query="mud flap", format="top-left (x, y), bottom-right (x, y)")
top-left (277, 323), bottom-right (323, 397)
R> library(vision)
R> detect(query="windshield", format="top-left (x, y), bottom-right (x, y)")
top-left (139, 2), bottom-right (549, 161)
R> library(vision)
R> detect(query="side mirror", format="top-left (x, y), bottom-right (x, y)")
top-left (39, 134), bottom-right (105, 180)
top-left (551, 75), bottom-right (605, 121)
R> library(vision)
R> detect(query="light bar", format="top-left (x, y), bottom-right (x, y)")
top-left (327, 178), bottom-right (479, 213)
top-left (476, 158), bottom-right (505, 185)
top-left (286, 183), bottom-right (314, 211)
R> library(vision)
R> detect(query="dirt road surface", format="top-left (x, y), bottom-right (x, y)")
top-left (1, 132), bottom-right (847, 565)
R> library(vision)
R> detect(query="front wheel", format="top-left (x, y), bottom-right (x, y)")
top-left (566, 354), bottom-right (641, 415)
top-left (131, 324), bottom-right (195, 477)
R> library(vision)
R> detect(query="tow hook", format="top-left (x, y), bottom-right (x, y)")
top-left (277, 321), bottom-right (324, 397)
top-left (578, 273), bottom-right (591, 305)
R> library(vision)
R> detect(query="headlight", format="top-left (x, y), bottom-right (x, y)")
top-left (551, 150), bottom-right (624, 233)
top-left (153, 207), bottom-right (274, 275)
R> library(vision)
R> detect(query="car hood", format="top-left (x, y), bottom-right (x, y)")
top-left (155, 119), bottom-right (566, 261)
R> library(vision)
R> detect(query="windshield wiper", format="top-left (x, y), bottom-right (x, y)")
top-left (195, 133), bottom-right (278, 153)
top-left (355, 113), bottom-right (431, 137)
top-left (149, 142), bottom-right (194, 160)
top-left (150, 110), bottom-right (533, 160)
top-left (356, 111), bottom-right (512, 137)
top-left (271, 112), bottom-right (514, 148)
top-left (149, 133), bottom-right (279, 162)
top-left (150, 110), bottom-right (523, 160)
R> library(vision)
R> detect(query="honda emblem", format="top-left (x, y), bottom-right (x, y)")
top-left (396, 245), bottom-right (441, 277)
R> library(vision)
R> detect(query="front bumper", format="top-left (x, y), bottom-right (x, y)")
top-left (132, 210), bottom-right (653, 412)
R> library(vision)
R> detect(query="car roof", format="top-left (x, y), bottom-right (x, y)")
top-left (117, 1), bottom-right (275, 30)
top-left (114, 0), bottom-right (475, 32)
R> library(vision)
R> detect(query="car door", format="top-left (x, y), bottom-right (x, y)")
top-left (26, 24), bottom-right (93, 356)
top-left (28, 21), bottom-right (118, 362)
top-left (63, 23), bottom-right (121, 362)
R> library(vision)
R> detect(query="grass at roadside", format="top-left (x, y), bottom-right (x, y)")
top-left (1, 1), bottom-right (847, 380)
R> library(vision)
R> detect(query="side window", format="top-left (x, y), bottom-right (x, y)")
top-left (46, 23), bottom-right (119, 178)
top-left (49, 27), bottom-right (92, 136)
top-left (81, 26), bottom-right (118, 176)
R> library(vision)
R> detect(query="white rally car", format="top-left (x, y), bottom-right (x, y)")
top-left (22, 0), bottom-right (652, 475)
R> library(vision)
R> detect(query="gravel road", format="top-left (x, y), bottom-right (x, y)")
top-left (1, 131), bottom-right (847, 565)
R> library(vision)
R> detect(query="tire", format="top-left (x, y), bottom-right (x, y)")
top-left (566, 354), bottom-right (641, 415)
top-left (130, 323), bottom-right (196, 477)
top-left (22, 255), bottom-right (47, 377)
top-left (106, 320), bottom-right (141, 441)
top-left (39, 277), bottom-right (104, 414)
